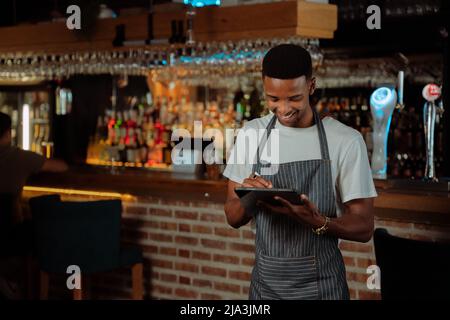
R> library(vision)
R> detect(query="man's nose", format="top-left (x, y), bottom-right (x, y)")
top-left (277, 101), bottom-right (291, 113)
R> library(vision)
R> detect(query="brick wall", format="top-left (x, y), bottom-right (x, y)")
top-left (21, 190), bottom-right (450, 300)
top-left (120, 196), bottom-right (255, 300)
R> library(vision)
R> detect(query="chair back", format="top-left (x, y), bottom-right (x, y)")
top-left (31, 198), bottom-right (122, 274)
top-left (374, 228), bottom-right (450, 299)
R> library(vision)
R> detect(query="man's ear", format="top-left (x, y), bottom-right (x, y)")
top-left (309, 77), bottom-right (316, 95)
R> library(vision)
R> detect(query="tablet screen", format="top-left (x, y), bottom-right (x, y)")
top-left (234, 187), bottom-right (303, 206)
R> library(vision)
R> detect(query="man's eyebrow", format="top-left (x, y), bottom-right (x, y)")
top-left (265, 94), bottom-right (304, 99)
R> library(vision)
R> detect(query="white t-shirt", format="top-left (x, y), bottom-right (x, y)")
top-left (223, 113), bottom-right (378, 216)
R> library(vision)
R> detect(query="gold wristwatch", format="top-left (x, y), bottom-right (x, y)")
top-left (312, 216), bottom-right (330, 235)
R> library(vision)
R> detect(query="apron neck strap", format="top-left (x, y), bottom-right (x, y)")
top-left (313, 107), bottom-right (331, 160)
top-left (257, 107), bottom-right (331, 163)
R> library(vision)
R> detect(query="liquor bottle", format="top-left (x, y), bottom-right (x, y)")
top-left (360, 97), bottom-right (371, 130)
top-left (162, 141), bottom-right (173, 165)
top-left (121, 111), bottom-right (129, 147)
top-left (331, 97), bottom-right (340, 121)
top-left (160, 97), bottom-right (168, 125)
top-left (136, 127), bottom-right (147, 164)
top-left (177, 20), bottom-right (186, 44)
top-left (107, 110), bottom-right (116, 145)
top-left (31, 124), bottom-right (39, 152)
top-left (128, 109), bottom-right (138, 130)
top-left (143, 101), bottom-right (151, 125)
top-left (154, 119), bottom-right (164, 146)
top-left (36, 125), bottom-right (45, 156)
top-left (233, 89), bottom-right (244, 125)
top-left (167, 97), bottom-right (179, 127)
top-left (242, 94), bottom-right (251, 123)
top-left (169, 20), bottom-right (178, 44)
top-left (411, 154), bottom-right (421, 179)
top-left (248, 87), bottom-right (263, 120)
top-left (100, 113), bottom-right (108, 141)
top-left (145, 116), bottom-right (154, 144)
top-left (178, 96), bottom-right (188, 129)
top-left (116, 112), bottom-right (127, 162)
top-left (185, 99), bottom-right (195, 132)
top-left (394, 153), bottom-right (404, 178)
top-left (402, 153), bottom-right (413, 179)
top-left (340, 97), bottom-right (351, 127)
top-left (93, 115), bottom-right (102, 145)
top-left (126, 127), bottom-right (136, 163)
top-left (152, 96), bottom-right (161, 123)
top-left (114, 111), bottom-right (122, 146)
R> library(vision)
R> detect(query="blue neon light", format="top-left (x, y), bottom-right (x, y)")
top-left (371, 87), bottom-right (392, 109)
top-left (184, 0), bottom-right (221, 7)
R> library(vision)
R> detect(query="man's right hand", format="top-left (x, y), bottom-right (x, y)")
top-left (241, 174), bottom-right (273, 188)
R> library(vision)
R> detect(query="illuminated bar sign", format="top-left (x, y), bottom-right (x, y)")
top-left (184, 0), bottom-right (220, 7)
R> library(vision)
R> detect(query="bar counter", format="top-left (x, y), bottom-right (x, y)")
top-left (26, 165), bottom-right (450, 223)
top-left (21, 166), bottom-right (450, 300)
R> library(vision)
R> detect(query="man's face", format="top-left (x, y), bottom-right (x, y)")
top-left (263, 75), bottom-right (315, 127)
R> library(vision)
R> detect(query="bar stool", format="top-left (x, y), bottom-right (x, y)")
top-left (374, 228), bottom-right (450, 300)
top-left (0, 193), bottom-right (17, 299)
top-left (0, 193), bottom-right (42, 299)
top-left (0, 193), bottom-right (15, 253)
top-left (29, 195), bottom-right (144, 300)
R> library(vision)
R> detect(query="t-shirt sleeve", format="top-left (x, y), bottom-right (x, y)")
top-left (337, 134), bottom-right (378, 203)
top-left (19, 150), bottom-right (45, 175)
top-left (222, 128), bottom-right (255, 184)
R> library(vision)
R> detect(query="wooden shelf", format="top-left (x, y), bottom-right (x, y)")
top-left (0, 1), bottom-right (337, 54)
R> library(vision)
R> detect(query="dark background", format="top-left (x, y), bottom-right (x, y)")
top-left (0, 0), bottom-right (448, 174)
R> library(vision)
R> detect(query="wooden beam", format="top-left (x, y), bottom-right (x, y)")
top-left (0, 1), bottom-right (337, 54)
top-left (0, 14), bottom-right (148, 49)
top-left (297, 0), bottom-right (338, 36)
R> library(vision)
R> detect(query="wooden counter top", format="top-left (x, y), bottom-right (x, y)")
top-left (27, 165), bottom-right (228, 202)
top-left (26, 165), bottom-right (450, 225)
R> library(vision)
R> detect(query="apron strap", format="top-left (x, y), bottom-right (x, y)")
top-left (313, 107), bottom-right (331, 161)
top-left (255, 107), bottom-right (331, 164)
top-left (255, 114), bottom-right (277, 165)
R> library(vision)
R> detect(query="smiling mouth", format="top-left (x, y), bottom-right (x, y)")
top-left (278, 110), bottom-right (298, 121)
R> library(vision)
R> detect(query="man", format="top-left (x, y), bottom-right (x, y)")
top-left (0, 111), bottom-right (68, 299)
top-left (0, 112), bottom-right (68, 214)
top-left (223, 44), bottom-right (377, 300)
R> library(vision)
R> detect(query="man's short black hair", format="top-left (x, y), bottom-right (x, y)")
top-left (262, 44), bottom-right (312, 80)
top-left (0, 112), bottom-right (12, 138)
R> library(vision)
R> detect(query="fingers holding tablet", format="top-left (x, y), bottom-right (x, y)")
top-left (242, 172), bottom-right (273, 188)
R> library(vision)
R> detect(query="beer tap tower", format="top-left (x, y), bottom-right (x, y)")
top-left (369, 71), bottom-right (404, 179)
top-left (422, 83), bottom-right (444, 182)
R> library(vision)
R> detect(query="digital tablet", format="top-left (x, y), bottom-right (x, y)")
top-left (234, 187), bottom-right (303, 207)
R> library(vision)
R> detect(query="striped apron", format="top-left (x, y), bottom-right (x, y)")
top-left (249, 108), bottom-right (350, 300)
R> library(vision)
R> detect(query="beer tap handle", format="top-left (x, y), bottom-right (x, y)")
top-left (437, 99), bottom-right (445, 115)
top-left (422, 83), bottom-right (441, 103)
top-left (397, 71), bottom-right (404, 110)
